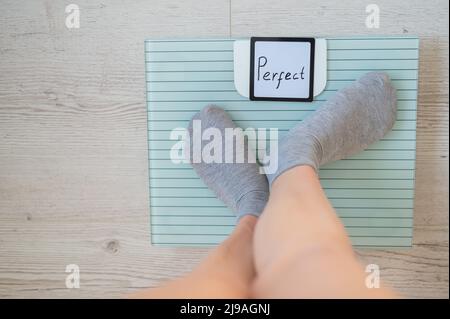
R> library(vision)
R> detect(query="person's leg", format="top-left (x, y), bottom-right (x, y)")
top-left (132, 106), bottom-right (270, 298)
top-left (252, 72), bottom-right (398, 298)
top-left (251, 166), bottom-right (396, 298)
top-left (131, 215), bottom-right (257, 298)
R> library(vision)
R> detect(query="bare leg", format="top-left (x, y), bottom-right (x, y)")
top-left (130, 215), bottom-right (257, 298)
top-left (252, 166), bottom-right (397, 298)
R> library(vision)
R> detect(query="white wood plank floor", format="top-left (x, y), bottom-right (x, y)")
top-left (0, 0), bottom-right (448, 298)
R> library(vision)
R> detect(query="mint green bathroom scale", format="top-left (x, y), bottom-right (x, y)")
top-left (146, 36), bottom-right (419, 247)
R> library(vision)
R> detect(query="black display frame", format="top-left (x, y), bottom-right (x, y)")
top-left (249, 37), bottom-right (315, 102)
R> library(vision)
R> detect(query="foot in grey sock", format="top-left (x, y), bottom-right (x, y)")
top-left (187, 105), bottom-right (269, 221)
top-left (266, 72), bottom-right (397, 185)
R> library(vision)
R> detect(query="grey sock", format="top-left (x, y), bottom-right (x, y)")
top-left (187, 105), bottom-right (269, 221)
top-left (266, 72), bottom-right (397, 185)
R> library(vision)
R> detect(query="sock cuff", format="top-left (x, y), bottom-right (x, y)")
top-left (266, 134), bottom-right (322, 186)
top-left (236, 190), bottom-right (269, 219)
top-left (267, 161), bottom-right (319, 187)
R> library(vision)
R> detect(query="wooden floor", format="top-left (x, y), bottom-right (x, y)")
top-left (0, 0), bottom-right (448, 298)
